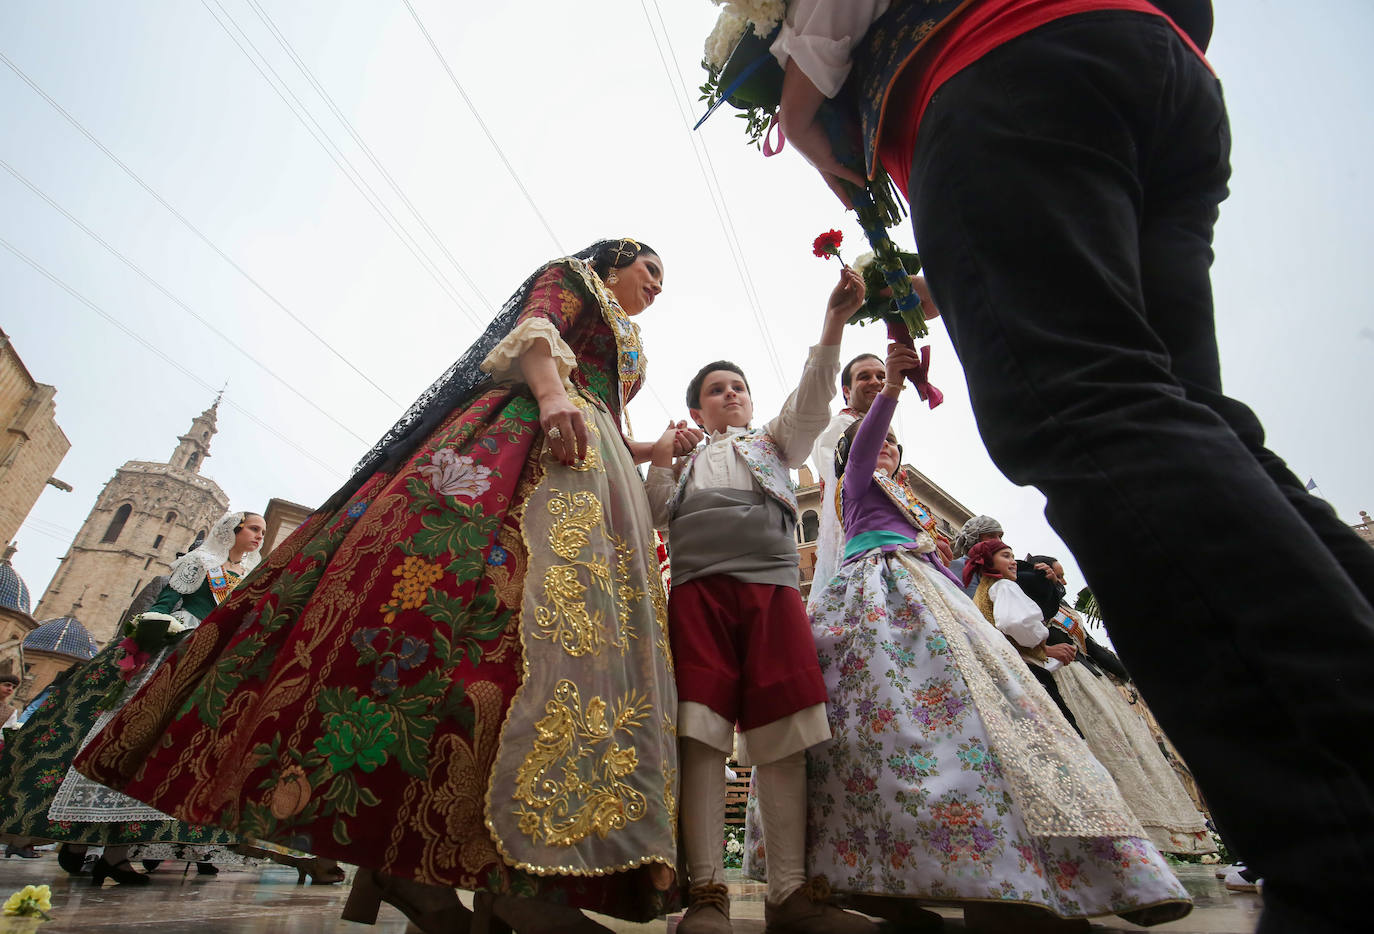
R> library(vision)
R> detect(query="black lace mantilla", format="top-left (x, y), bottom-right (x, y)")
top-left (322, 239), bottom-right (651, 513)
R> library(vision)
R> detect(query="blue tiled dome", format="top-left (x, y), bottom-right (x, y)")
top-left (23, 616), bottom-right (98, 660)
top-left (0, 557), bottom-right (30, 614)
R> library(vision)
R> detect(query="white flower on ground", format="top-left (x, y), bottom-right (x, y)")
top-left (419, 449), bottom-right (493, 499)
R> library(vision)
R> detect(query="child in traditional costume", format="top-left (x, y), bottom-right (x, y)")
top-left (760, 342), bottom-right (1191, 930)
top-left (646, 267), bottom-right (874, 934)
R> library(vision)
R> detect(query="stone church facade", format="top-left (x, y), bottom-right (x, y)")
top-left (32, 400), bottom-right (229, 645)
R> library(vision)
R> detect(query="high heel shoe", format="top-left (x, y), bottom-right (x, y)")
top-left (340, 867), bottom-right (470, 933)
top-left (472, 892), bottom-right (612, 934)
top-left (91, 857), bottom-right (151, 886)
top-left (57, 844), bottom-right (88, 875)
top-left (294, 857), bottom-right (345, 885)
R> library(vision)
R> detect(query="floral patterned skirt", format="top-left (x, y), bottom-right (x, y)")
top-left (1052, 664), bottom-right (1215, 855)
top-left (746, 549), bottom-right (1190, 920)
top-left (72, 385), bottom-right (678, 920)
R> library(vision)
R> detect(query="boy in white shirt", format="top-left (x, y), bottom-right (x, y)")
top-left (645, 268), bottom-right (874, 934)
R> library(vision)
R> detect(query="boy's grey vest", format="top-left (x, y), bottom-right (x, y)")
top-left (670, 430), bottom-right (799, 518)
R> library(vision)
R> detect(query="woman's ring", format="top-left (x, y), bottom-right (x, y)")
top-left (547, 426), bottom-right (563, 440)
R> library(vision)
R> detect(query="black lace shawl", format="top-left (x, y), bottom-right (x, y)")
top-left (320, 240), bottom-right (643, 514)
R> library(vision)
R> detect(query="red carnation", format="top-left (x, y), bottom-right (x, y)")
top-left (812, 229), bottom-right (845, 262)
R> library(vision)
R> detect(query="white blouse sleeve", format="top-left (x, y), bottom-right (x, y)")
top-left (644, 465), bottom-right (679, 533)
top-left (989, 579), bottom-right (1050, 647)
top-left (479, 317), bottom-right (579, 385)
top-left (770, 0), bottom-right (891, 98)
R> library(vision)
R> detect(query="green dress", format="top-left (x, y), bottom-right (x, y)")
top-left (0, 573), bottom-right (244, 858)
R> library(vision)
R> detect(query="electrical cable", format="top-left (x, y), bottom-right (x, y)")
top-left (199, 0), bottom-right (486, 328)
top-left (1, 158), bottom-right (370, 445)
top-left (0, 50), bottom-right (404, 406)
top-left (635, 0), bottom-right (788, 387)
top-left (399, 0), bottom-right (565, 255)
top-left (243, 0), bottom-right (494, 313)
top-left (1, 236), bottom-right (345, 479)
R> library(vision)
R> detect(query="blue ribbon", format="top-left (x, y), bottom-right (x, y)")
top-left (693, 53), bottom-right (774, 131)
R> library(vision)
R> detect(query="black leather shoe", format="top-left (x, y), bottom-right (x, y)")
top-left (92, 857), bottom-right (150, 886)
top-left (58, 845), bottom-right (88, 875)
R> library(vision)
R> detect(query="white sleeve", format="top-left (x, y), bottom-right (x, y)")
top-left (644, 465), bottom-right (678, 533)
top-left (770, 0), bottom-right (891, 98)
top-left (766, 344), bottom-right (842, 467)
top-left (479, 317), bottom-right (578, 384)
top-left (810, 413), bottom-right (851, 480)
top-left (989, 579), bottom-right (1050, 647)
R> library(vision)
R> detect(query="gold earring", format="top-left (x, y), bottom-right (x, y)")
top-left (606, 272), bottom-right (619, 285)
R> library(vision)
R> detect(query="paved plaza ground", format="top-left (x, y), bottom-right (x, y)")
top-left (0, 855), bottom-right (1261, 933)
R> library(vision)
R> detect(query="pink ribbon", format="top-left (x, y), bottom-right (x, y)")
top-left (885, 320), bottom-right (944, 410)
top-left (909, 344), bottom-right (944, 409)
top-left (762, 112), bottom-right (786, 157)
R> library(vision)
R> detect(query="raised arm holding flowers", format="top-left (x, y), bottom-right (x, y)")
top-left (700, 1), bottom-right (942, 407)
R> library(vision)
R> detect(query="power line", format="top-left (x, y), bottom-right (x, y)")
top-left (0, 50), bottom-right (404, 406)
top-left (199, 0), bottom-right (486, 329)
top-left (1, 236), bottom-right (345, 480)
top-left (242, 0), bottom-right (495, 314)
top-left (400, 0), bottom-right (565, 255)
top-left (635, 0), bottom-right (788, 387)
top-left (19, 516), bottom-right (80, 540)
top-left (15, 521), bottom-right (75, 547)
top-left (1, 158), bottom-right (370, 445)
top-left (392, 1), bottom-right (683, 428)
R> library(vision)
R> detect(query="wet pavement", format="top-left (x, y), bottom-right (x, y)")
top-left (0, 854), bottom-right (1260, 932)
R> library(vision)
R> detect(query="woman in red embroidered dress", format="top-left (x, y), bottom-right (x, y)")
top-left (75, 240), bottom-right (682, 934)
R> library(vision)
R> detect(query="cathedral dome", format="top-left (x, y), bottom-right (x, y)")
top-left (23, 615), bottom-right (98, 661)
top-left (0, 556), bottom-right (30, 614)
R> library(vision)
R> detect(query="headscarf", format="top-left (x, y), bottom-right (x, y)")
top-left (167, 510), bottom-right (262, 594)
top-left (321, 239), bottom-right (655, 514)
top-left (950, 515), bottom-right (1003, 558)
top-left (962, 538), bottom-right (1009, 588)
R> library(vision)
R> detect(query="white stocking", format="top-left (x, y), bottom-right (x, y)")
top-left (680, 737), bottom-right (727, 886)
top-left (756, 750), bottom-right (807, 904)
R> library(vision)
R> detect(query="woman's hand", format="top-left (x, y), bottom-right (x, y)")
top-left (672, 421), bottom-right (705, 455)
top-left (651, 421), bottom-right (702, 468)
top-left (537, 390), bottom-right (588, 465)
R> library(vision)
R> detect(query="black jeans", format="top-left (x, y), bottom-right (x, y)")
top-left (908, 12), bottom-right (1374, 931)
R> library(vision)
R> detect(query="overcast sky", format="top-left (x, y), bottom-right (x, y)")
top-left (4, 0), bottom-right (1371, 612)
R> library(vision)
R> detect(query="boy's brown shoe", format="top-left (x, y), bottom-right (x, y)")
top-left (764, 877), bottom-right (879, 933)
top-left (679, 881), bottom-right (733, 934)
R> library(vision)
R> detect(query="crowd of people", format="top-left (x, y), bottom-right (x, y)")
top-left (0, 238), bottom-right (1246, 934)
top-left (4, 3), bottom-right (1370, 934)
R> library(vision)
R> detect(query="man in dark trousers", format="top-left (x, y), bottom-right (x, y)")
top-left (768, 2), bottom-right (1374, 930)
